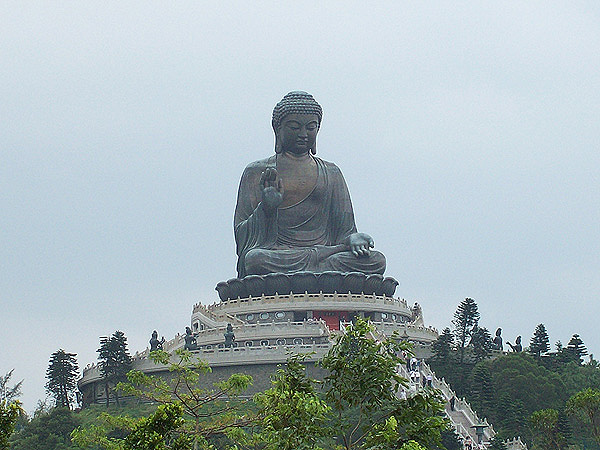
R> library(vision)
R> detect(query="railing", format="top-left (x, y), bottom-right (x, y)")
top-left (419, 362), bottom-right (495, 439)
top-left (370, 321), bottom-right (439, 338)
top-left (504, 437), bottom-right (528, 450)
top-left (410, 362), bottom-right (527, 449)
top-left (201, 292), bottom-right (410, 312)
top-left (80, 343), bottom-right (332, 384)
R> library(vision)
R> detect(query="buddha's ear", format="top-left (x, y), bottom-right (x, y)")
top-left (311, 139), bottom-right (317, 155)
top-left (274, 126), bottom-right (283, 154)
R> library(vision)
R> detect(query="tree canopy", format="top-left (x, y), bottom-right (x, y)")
top-left (46, 349), bottom-right (79, 409)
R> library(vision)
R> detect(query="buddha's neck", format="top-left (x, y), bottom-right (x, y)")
top-left (277, 152), bottom-right (315, 172)
top-left (279, 151), bottom-right (312, 162)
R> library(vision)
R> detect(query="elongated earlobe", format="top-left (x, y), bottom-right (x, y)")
top-left (275, 135), bottom-right (282, 154)
top-left (311, 141), bottom-right (317, 155)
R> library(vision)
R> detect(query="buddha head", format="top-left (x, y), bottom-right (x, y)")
top-left (272, 91), bottom-right (323, 155)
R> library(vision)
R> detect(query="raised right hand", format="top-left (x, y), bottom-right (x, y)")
top-left (260, 167), bottom-right (284, 214)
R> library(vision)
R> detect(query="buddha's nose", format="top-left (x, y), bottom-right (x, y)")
top-left (298, 127), bottom-right (308, 137)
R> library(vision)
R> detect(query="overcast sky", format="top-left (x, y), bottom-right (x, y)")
top-left (2, 2), bottom-right (599, 412)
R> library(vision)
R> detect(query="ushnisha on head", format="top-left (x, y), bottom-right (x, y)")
top-left (272, 91), bottom-right (323, 154)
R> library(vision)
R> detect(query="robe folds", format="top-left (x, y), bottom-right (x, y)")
top-left (234, 155), bottom-right (385, 278)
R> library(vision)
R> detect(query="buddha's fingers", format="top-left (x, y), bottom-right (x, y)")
top-left (260, 171), bottom-right (267, 188)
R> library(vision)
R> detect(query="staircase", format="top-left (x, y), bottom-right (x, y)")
top-left (397, 361), bottom-right (527, 450)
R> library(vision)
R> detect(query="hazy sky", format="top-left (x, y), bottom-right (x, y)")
top-left (2, 2), bottom-right (599, 412)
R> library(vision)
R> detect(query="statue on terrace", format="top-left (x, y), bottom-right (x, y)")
top-left (234, 91), bottom-right (386, 278)
top-left (492, 328), bottom-right (503, 351)
top-left (507, 335), bottom-right (522, 352)
top-left (149, 330), bottom-right (165, 351)
top-left (184, 327), bottom-right (198, 351)
top-left (224, 323), bottom-right (235, 348)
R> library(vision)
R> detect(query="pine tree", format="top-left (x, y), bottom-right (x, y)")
top-left (452, 298), bottom-right (480, 365)
top-left (97, 330), bottom-right (132, 406)
top-left (431, 327), bottom-right (454, 363)
top-left (46, 349), bottom-right (79, 409)
top-left (565, 334), bottom-right (588, 364)
top-left (471, 326), bottom-right (493, 362)
top-left (529, 324), bottom-right (550, 358)
top-left (0, 370), bottom-right (22, 403)
top-left (469, 363), bottom-right (494, 420)
top-left (556, 409), bottom-right (573, 445)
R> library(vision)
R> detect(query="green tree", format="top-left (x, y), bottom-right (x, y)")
top-left (565, 334), bottom-right (588, 365)
top-left (452, 298), bottom-right (480, 365)
top-left (495, 392), bottom-right (526, 436)
top-left (0, 399), bottom-right (23, 450)
top-left (0, 369), bottom-right (23, 402)
top-left (320, 318), bottom-right (447, 450)
top-left (471, 326), bottom-right (493, 362)
top-left (97, 331), bottom-right (133, 407)
top-left (566, 388), bottom-right (600, 445)
top-left (439, 429), bottom-right (463, 450)
top-left (555, 410), bottom-right (573, 447)
top-left (123, 403), bottom-right (191, 450)
top-left (529, 324), bottom-right (550, 359)
top-left (73, 348), bottom-right (253, 450)
top-left (528, 408), bottom-right (568, 450)
top-left (232, 353), bottom-right (331, 450)
top-left (431, 327), bottom-right (454, 363)
top-left (46, 349), bottom-right (80, 409)
top-left (9, 406), bottom-right (80, 450)
top-left (469, 362), bottom-right (494, 420)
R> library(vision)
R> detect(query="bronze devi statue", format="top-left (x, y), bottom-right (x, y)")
top-left (234, 91), bottom-right (386, 278)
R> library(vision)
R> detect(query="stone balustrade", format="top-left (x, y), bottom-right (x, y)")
top-left (187, 320), bottom-right (330, 346)
top-left (197, 292), bottom-right (411, 316)
top-left (80, 343), bottom-right (331, 385)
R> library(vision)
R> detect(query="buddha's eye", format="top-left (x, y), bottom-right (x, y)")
top-left (286, 121), bottom-right (301, 130)
top-left (306, 123), bottom-right (318, 131)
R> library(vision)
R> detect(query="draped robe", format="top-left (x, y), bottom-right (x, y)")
top-left (234, 155), bottom-right (385, 278)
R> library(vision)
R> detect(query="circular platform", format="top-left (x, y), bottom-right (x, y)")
top-left (215, 271), bottom-right (398, 301)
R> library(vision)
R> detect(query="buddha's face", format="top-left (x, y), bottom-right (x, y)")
top-left (278, 113), bottom-right (319, 155)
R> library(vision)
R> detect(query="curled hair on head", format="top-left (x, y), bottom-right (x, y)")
top-left (272, 91), bottom-right (323, 154)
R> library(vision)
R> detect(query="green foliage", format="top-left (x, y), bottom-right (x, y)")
top-left (431, 328), bottom-right (454, 363)
top-left (565, 334), bottom-right (588, 365)
top-left (0, 369), bottom-right (23, 402)
top-left (9, 406), bottom-right (79, 450)
top-left (320, 318), bottom-right (447, 450)
top-left (255, 353), bottom-right (330, 450)
top-left (494, 391), bottom-right (525, 435)
top-left (487, 435), bottom-right (508, 450)
top-left (469, 362), bottom-right (494, 419)
top-left (47, 349), bottom-right (80, 409)
top-left (426, 303), bottom-right (600, 449)
top-left (399, 441), bottom-right (427, 450)
top-left (0, 399), bottom-right (23, 450)
top-left (491, 353), bottom-right (566, 420)
top-left (452, 298), bottom-right (480, 364)
top-left (470, 326), bottom-right (493, 362)
top-left (439, 428), bottom-right (463, 450)
top-left (528, 408), bottom-right (570, 450)
top-left (74, 348), bottom-right (253, 450)
top-left (97, 331), bottom-right (133, 407)
top-left (559, 362), bottom-right (600, 399)
top-left (529, 324), bottom-right (550, 358)
top-left (566, 388), bottom-right (600, 445)
top-left (429, 340), bottom-right (600, 449)
top-left (123, 403), bottom-right (191, 450)
top-left (390, 390), bottom-right (448, 449)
